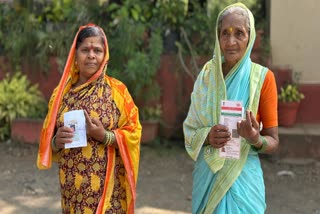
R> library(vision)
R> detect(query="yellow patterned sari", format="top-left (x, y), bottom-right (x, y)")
top-left (37, 24), bottom-right (141, 214)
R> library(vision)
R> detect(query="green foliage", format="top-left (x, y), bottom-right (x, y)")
top-left (33, 0), bottom-right (112, 71)
top-left (140, 105), bottom-right (162, 121)
top-left (0, 0), bottom-right (112, 71)
top-left (175, 1), bottom-right (217, 80)
top-left (0, 0), bottom-right (267, 124)
top-left (0, 1), bottom-right (41, 67)
top-left (107, 6), bottom-right (163, 104)
top-left (177, 0), bottom-right (268, 79)
top-left (154, 0), bottom-right (188, 31)
top-left (0, 0), bottom-right (267, 71)
top-left (207, 0), bottom-right (261, 19)
top-left (100, 1), bottom-right (164, 120)
top-left (278, 84), bottom-right (305, 103)
top-left (179, 1), bottom-right (217, 56)
top-left (279, 71), bottom-right (305, 103)
top-left (0, 71), bottom-right (47, 141)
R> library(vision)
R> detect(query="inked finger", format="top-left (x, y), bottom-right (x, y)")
top-left (245, 110), bottom-right (252, 128)
top-left (91, 117), bottom-right (101, 126)
top-left (250, 111), bottom-right (259, 129)
top-left (237, 121), bottom-right (241, 130)
top-left (84, 110), bottom-right (92, 125)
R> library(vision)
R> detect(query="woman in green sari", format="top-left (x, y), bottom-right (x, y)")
top-left (183, 3), bottom-right (279, 214)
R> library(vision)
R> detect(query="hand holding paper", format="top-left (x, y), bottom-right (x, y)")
top-left (54, 126), bottom-right (74, 149)
top-left (64, 110), bottom-right (87, 149)
top-left (207, 124), bottom-right (231, 149)
top-left (219, 100), bottom-right (243, 159)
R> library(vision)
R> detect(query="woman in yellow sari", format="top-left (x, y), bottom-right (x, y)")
top-left (37, 24), bottom-right (141, 214)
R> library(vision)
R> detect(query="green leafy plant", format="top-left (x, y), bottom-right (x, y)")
top-left (0, 1), bottom-right (41, 68)
top-left (176, 1), bottom-right (217, 80)
top-left (154, 0), bottom-right (187, 31)
top-left (278, 84), bottom-right (305, 103)
top-left (0, 0), bottom-right (112, 72)
top-left (140, 105), bottom-right (162, 121)
top-left (0, 71), bottom-right (47, 141)
top-left (106, 5), bottom-right (163, 118)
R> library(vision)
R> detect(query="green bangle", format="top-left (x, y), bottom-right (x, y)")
top-left (252, 136), bottom-right (268, 153)
top-left (51, 135), bottom-right (59, 151)
top-left (250, 136), bottom-right (261, 146)
top-left (102, 131), bottom-right (114, 146)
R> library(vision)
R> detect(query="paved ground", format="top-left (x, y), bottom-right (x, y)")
top-left (0, 139), bottom-right (319, 214)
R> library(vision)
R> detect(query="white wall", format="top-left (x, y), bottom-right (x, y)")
top-left (270, 0), bottom-right (320, 83)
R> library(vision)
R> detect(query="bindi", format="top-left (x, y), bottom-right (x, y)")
top-left (227, 27), bottom-right (233, 33)
top-left (88, 44), bottom-right (95, 51)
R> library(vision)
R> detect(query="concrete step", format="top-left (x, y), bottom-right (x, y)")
top-left (274, 124), bottom-right (320, 160)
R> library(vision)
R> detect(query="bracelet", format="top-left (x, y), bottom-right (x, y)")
top-left (51, 135), bottom-right (60, 151)
top-left (250, 135), bottom-right (261, 146)
top-left (252, 136), bottom-right (268, 153)
top-left (102, 131), bottom-right (115, 146)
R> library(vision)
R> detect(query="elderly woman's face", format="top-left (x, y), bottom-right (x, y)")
top-left (219, 13), bottom-right (249, 67)
top-left (76, 36), bottom-right (105, 81)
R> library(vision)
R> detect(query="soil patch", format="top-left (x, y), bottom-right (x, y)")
top-left (0, 141), bottom-right (319, 214)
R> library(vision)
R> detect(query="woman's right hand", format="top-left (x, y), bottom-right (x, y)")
top-left (54, 126), bottom-right (74, 149)
top-left (207, 124), bottom-right (231, 148)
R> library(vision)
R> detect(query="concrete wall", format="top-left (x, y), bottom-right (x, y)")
top-left (270, 0), bottom-right (320, 83)
top-left (270, 0), bottom-right (320, 123)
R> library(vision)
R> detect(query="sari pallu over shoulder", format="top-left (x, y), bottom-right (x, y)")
top-left (97, 76), bottom-right (141, 214)
top-left (37, 24), bottom-right (141, 214)
top-left (202, 63), bottom-right (267, 214)
top-left (37, 24), bottom-right (110, 170)
top-left (183, 3), bottom-right (269, 213)
top-left (184, 61), bottom-right (267, 213)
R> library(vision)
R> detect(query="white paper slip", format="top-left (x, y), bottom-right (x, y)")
top-left (63, 110), bottom-right (87, 149)
top-left (219, 100), bottom-right (244, 159)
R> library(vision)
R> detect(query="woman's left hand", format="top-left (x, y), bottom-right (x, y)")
top-left (84, 110), bottom-right (105, 142)
top-left (237, 110), bottom-right (260, 144)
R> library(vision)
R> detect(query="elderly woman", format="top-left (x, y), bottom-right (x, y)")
top-left (183, 3), bottom-right (279, 214)
top-left (37, 24), bottom-right (141, 214)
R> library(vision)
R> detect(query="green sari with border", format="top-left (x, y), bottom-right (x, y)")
top-left (183, 3), bottom-right (268, 214)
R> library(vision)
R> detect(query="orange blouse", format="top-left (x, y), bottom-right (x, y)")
top-left (256, 70), bottom-right (278, 128)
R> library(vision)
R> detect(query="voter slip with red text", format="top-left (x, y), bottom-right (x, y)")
top-left (219, 100), bottom-right (244, 159)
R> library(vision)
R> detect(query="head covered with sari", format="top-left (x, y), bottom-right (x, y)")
top-left (37, 24), bottom-right (141, 213)
top-left (38, 24), bottom-right (110, 169)
top-left (183, 3), bottom-right (268, 213)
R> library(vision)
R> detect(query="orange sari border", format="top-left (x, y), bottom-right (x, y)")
top-left (37, 23), bottom-right (141, 213)
top-left (37, 23), bottom-right (109, 169)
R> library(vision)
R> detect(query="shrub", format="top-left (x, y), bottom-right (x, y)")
top-left (0, 71), bottom-right (47, 141)
top-left (140, 105), bottom-right (162, 121)
top-left (278, 84), bottom-right (305, 103)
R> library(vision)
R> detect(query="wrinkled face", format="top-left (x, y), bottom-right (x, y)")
top-left (219, 12), bottom-right (249, 68)
top-left (76, 36), bottom-right (105, 83)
